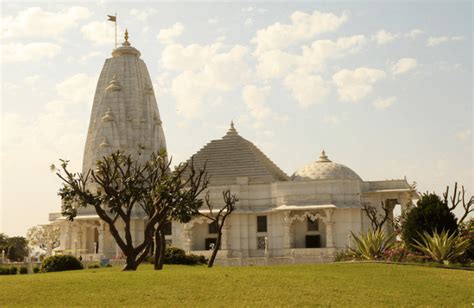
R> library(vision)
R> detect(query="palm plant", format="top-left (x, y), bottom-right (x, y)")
top-left (350, 229), bottom-right (395, 260)
top-left (412, 229), bottom-right (470, 264)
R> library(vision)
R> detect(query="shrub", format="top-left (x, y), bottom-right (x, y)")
top-left (33, 266), bottom-right (40, 273)
top-left (412, 229), bottom-right (470, 264)
top-left (333, 249), bottom-right (356, 262)
top-left (165, 247), bottom-right (187, 264)
top-left (10, 267), bottom-right (18, 275)
top-left (148, 247), bottom-right (208, 265)
top-left (459, 220), bottom-right (474, 261)
top-left (87, 264), bottom-right (100, 269)
top-left (402, 193), bottom-right (458, 249)
top-left (350, 229), bottom-right (395, 260)
top-left (383, 243), bottom-right (410, 262)
top-left (42, 255), bottom-right (83, 272)
top-left (0, 267), bottom-right (11, 275)
top-left (19, 266), bottom-right (28, 274)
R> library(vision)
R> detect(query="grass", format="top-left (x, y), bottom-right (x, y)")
top-left (1, 263), bottom-right (473, 307)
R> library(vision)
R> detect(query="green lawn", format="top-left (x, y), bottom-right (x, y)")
top-left (1, 263), bottom-right (472, 307)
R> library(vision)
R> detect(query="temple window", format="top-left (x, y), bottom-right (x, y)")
top-left (208, 221), bottom-right (218, 234)
top-left (257, 216), bottom-right (267, 233)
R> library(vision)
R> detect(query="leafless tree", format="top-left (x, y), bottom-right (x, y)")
top-left (362, 200), bottom-right (395, 231)
top-left (198, 190), bottom-right (238, 267)
top-left (56, 151), bottom-right (208, 271)
top-left (443, 182), bottom-right (473, 224)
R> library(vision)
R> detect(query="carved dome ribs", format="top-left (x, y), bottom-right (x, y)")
top-left (292, 150), bottom-right (362, 181)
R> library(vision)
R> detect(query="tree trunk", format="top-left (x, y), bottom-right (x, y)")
top-left (208, 230), bottom-right (222, 268)
top-left (154, 226), bottom-right (166, 270)
top-left (123, 254), bottom-right (138, 271)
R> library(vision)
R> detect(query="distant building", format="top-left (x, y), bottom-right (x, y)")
top-left (49, 34), bottom-right (414, 265)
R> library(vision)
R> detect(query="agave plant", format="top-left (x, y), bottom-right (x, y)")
top-left (412, 229), bottom-right (470, 264)
top-left (350, 229), bottom-right (395, 260)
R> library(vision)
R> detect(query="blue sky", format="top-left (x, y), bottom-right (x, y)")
top-left (1, 1), bottom-right (472, 236)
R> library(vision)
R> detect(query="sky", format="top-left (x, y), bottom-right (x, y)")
top-left (1, 1), bottom-right (472, 237)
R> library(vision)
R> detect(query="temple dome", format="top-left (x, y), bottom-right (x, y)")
top-left (292, 150), bottom-right (362, 181)
top-left (184, 122), bottom-right (289, 185)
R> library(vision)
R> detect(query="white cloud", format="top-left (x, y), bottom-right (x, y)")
top-left (252, 10), bottom-right (348, 54)
top-left (255, 35), bottom-right (366, 80)
top-left (81, 21), bottom-right (118, 45)
top-left (300, 35), bottom-right (366, 71)
top-left (426, 35), bottom-right (464, 47)
top-left (323, 115), bottom-right (340, 125)
top-left (242, 85), bottom-right (271, 120)
top-left (1, 6), bottom-right (91, 39)
top-left (372, 30), bottom-right (399, 45)
top-left (1, 42), bottom-right (61, 64)
top-left (25, 75), bottom-right (41, 85)
top-left (332, 67), bottom-right (386, 102)
top-left (158, 23), bottom-right (184, 45)
top-left (256, 49), bottom-right (300, 80)
top-left (391, 58), bottom-right (417, 75)
top-left (284, 71), bottom-right (330, 107)
top-left (244, 18), bottom-right (253, 27)
top-left (456, 129), bottom-right (471, 141)
top-left (427, 36), bottom-right (449, 47)
top-left (165, 43), bottom-right (251, 118)
top-left (373, 96), bottom-right (396, 110)
top-left (162, 43), bottom-right (217, 70)
top-left (129, 8), bottom-right (157, 21)
top-left (79, 51), bottom-right (102, 62)
top-left (451, 36), bottom-right (465, 41)
top-left (56, 73), bottom-right (97, 106)
top-left (405, 29), bottom-right (424, 39)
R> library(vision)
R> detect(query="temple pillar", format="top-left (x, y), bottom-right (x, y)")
top-left (221, 222), bottom-right (231, 257)
top-left (182, 224), bottom-right (192, 254)
top-left (98, 222), bottom-right (104, 256)
top-left (283, 212), bottom-right (292, 250)
top-left (323, 209), bottom-right (334, 248)
top-left (81, 226), bottom-right (87, 255)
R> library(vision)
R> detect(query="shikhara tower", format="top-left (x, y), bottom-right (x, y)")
top-left (82, 30), bottom-right (166, 174)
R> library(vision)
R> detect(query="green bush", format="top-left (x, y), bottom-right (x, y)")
top-left (19, 266), bottom-right (28, 274)
top-left (402, 193), bottom-right (458, 249)
top-left (164, 247), bottom-right (187, 264)
top-left (10, 266), bottom-right (18, 275)
top-left (350, 229), bottom-right (395, 260)
top-left (42, 255), bottom-right (83, 272)
top-left (459, 220), bottom-right (474, 261)
top-left (412, 229), bottom-right (470, 264)
top-left (0, 267), bottom-right (11, 275)
top-left (148, 247), bottom-right (207, 265)
top-left (33, 266), bottom-right (40, 273)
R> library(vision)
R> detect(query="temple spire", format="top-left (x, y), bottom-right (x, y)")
top-left (318, 149), bottom-right (331, 162)
top-left (226, 120), bottom-right (238, 136)
top-left (122, 28), bottom-right (131, 46)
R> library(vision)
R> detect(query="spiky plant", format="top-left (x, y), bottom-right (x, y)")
top-left (412, 229), bottom-right (470, 264)
top-left (350, 229), bottom-right (395, 260)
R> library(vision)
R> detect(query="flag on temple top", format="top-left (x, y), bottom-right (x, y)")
top-left (107, 15), bottom-right (116, 22)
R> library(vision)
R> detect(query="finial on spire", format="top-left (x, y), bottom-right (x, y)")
top-left (318, 149), bottom-right (331, 162)
top-left (122, 28), bottom-right (131, 46)
top-left (225, 120), bottom-right (238, 137)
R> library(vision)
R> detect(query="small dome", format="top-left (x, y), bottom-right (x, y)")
top-left (292, 150), bottom-right (362, 181)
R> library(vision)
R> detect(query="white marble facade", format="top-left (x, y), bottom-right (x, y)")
top-left (49, 35), bottom-right (414, 265)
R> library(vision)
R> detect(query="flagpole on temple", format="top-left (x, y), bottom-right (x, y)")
top-left (114, 12), bottom-right (117, 49)
top-left (107, 13), bottom-right (117, 49)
